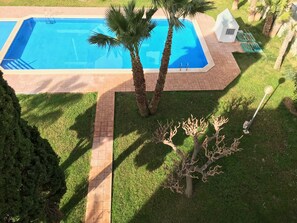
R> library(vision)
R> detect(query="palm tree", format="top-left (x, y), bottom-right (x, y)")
top-left (274, 22), bottom-right (296, 69)
top-left (149, 0), bottom-right (213, 114)
top-left (89, 1), bottom-right (156, 117)
top-left (248, 0), bottom-right (258, 22)
top-left (262, 0), bottom-right (291, 36)
top-left (269, 7), bottom-right (291, 36)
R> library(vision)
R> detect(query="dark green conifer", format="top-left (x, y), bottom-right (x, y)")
top-left (0, 70), bottom-right (66, 222)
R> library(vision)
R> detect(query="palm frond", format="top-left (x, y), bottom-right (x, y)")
top-left (154, 0), bottom-right (214, 27)
top-left (146, 7), bottom-right (158, 20)
top-left (152, 0), bottom-right (161, 7)
top-left (169, 15), bottom-right (184, 30)
top-left (124, 0), bottom-right (137, 18)
top-left (276, 10), bottom-right (292, 22)
top-left (88, 33), bottom-right (120, 48)
top-left (134, 8), bottom-right (146, 23)
top-left (263, 0), bottom-right (291, 14)
top-left (183, 0), bottom-right (215, 17)
top-left (90, 0), bottom-right (156, 54)
top-left (107, 5), bottom-right (128, 33)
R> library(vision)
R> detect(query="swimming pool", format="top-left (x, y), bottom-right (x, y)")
top-left (0, 21), bottom-right (16, 51)
top-left (0, 17), bottom-right (212, 71)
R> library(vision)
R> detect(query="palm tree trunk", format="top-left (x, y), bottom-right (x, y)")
top-left (269, 21), bottom-right (283, 37)
top-left (130, 52), bottom-right (150, 117)
top-left (274, 29), bottom-right (296, 70)
top-left (263, 13), bottom-right (275, 36)
top-left (232, 0), bottom-right (239, 10)
top-left (250, 0), bottom-right (257, 9)
top-left (254, 11), bottom-right (262, 21)
top-left (248, 0), bottom-right (257, 22)
top-left (149, 24), bottom-right (174, 114)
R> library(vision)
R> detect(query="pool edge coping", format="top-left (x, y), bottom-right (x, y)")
top-left (0, 13), bottom-right (214, 75)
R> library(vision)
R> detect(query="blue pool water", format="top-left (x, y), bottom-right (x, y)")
top-left (0, 21), bottom-right (16, 50)
top-left (1, 18), bottom-right (208, 70)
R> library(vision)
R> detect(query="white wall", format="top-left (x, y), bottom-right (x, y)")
top-left (215, 25), bottom-right (238, 42)
top-left (214, 9), bottom-right (239, 43)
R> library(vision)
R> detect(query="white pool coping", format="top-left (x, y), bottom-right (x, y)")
top-left (0, 14), bottom-right (214, 75)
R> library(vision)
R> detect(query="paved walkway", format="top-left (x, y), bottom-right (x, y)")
top-left (1, 6), bottom-right (242, 223)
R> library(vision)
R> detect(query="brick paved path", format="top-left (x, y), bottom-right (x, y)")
top-left (1, 6), bottom-right (243, 223)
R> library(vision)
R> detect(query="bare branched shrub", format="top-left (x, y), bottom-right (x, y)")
top-left (153, 120), bottom-right (180, 152)
top-left (153, 115), bottom-right (242, 197)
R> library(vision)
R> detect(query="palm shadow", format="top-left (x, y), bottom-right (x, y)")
top-left (126, 95), bottom-right (297, 223)
top-left (60, 103), bottom-right (96, 171)
top-left (19, 93), bottom-right (84, 124)
top-left (60, 179), bottom-right (89, 221)
top-left (141, 88), bottom-right (255, 171)
top-left (169, 46), bottom-right (208, 70)
top-left (132, 91), bottom-right (225, 172)
top-left (238, 0), bottom-right (248, 9)
top-left (12, 6), bottom-right (291, 222)
top-left (112, 12), bottom-right (295, 222)
top-left (58, 98), bottom-right (96, 221)
top-left (112, 15), bottom-right (271, 175)
top-left (113, 89), bottom-right (228, 173)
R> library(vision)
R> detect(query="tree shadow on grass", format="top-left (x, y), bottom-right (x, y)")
top-left (60, 179), bottom-right (89, 221)
top-left (17, 90), bottom-right (97, 222)
top-left (113, 90), bottom-right (225, 172)
top-left (113, 136), bottom-right (151, 171)
top-left (112, 77), bottom-right (256, 173)
top-left (19, 93), bottom-right (84, 124)
top-left (58, 98), bottom-right (97, 221)
top-left (132, 92), bottom-right (255, 172)
top-left (60, 139), bottom-right (92, 172)
top-left (134, 92), bottom-right (223, 172)
top-left (216, 95), bottom-right (255, 114)
top-left (111, 49), bottom-right (296, 221)
top-left (238, 0), bottom-right (248, 9)
top-left (134, 142), bottom-right (173, 171)
top-left (61, 103), bottom-right (97, 171)
top-left (125, 98), bottom-right (297, 223)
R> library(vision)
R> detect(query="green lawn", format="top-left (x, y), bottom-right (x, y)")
top-left (7, 0), bottom-right (297, 222)
top-left (18, 93), bottom-right (97, 223)
top-left (112, 1), bottom-right (297, 223)
top-left (113, 88), bottom-right (297, 222)
top-left (113, 77), bottom-right (297, 222)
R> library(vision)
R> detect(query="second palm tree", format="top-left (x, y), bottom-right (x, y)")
top-left (89, 1), bottom-right (156, 117)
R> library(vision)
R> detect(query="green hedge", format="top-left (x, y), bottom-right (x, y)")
top-left (0, 71), bottom-right (66, 222)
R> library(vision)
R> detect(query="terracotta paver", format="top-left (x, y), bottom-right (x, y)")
top-left (0, 6), bottom-right (243, 223)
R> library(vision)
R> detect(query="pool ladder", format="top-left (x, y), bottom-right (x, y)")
top-left (44, 10), bottom-right (56, 24)
top-left (179, 62), bottom-right (189, 71)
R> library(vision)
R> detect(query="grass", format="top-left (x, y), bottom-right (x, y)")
top-left (113, 88), bottom-right (297, 222)
top-left (111, 1), bottom-right (297, 223)
top-left (18, 93), bottom-right (97, 223)
top-left (6, 0), bottom-right (297, 222)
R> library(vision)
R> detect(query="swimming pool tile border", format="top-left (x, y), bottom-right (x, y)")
top-left (0, 13), bottom-right (214, 74)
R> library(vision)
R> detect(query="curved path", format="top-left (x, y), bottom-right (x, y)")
top-left (1, 6), bottom-right (243, 223)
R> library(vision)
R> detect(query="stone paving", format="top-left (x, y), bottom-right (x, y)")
top-left (0, 6), bottom-right (243, 223)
